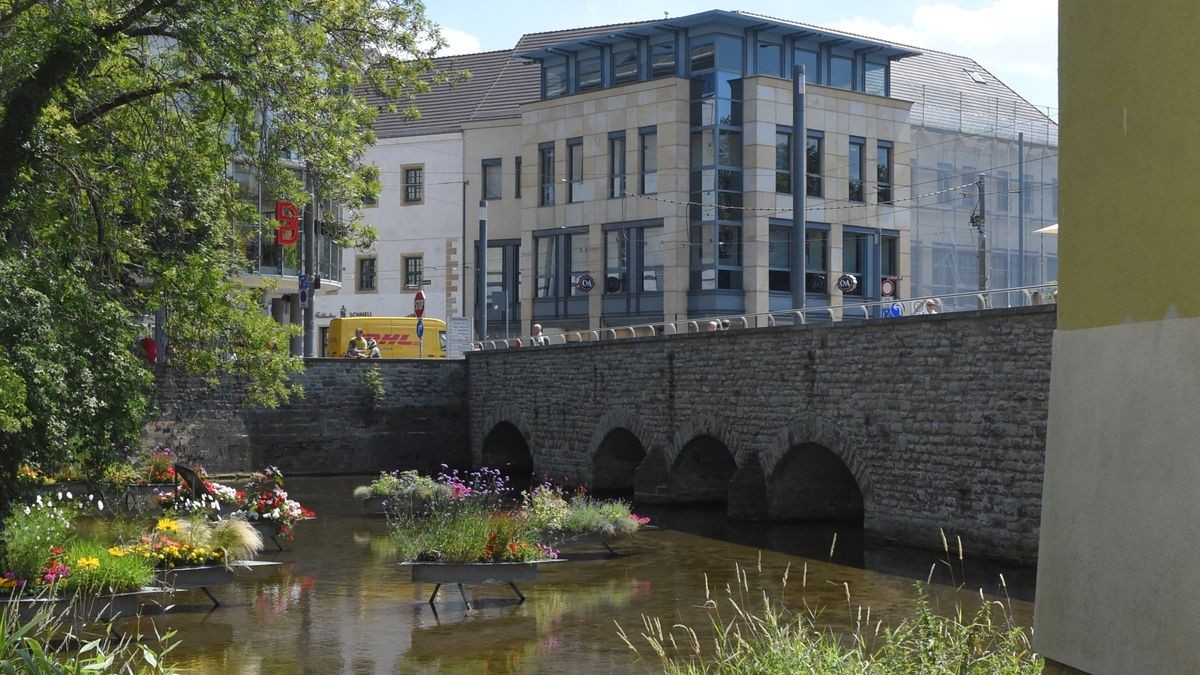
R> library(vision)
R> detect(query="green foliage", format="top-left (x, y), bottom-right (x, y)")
top-left (619, 575), bottom-right (1042, 675)
top-left (59, 540), bottom-right (155, 595)
top-left (556, 497), bottom-right (641, 539)
top-left (0, 0), bottom-right (451, 509)
top-left (1, 500), bottom-right (75, 582)
top-left (0, 602), bottom-right (179, 674)
top-left (392, 509), bottom-right (542, 564)
top-left (361, 365), bottom-right (385, 409)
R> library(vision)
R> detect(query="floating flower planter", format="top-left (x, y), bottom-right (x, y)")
top-left (400, 560), bottom-right (565, 609)
top-left (114, 482), bottom-right (174, 513)
top-left (154, 560), bottom-right (281, 607)
top-left (362, 496), bottom-right (389, 516)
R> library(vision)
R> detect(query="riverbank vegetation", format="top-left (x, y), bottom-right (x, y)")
top-left (617, 561), bottom-right (1042, 674)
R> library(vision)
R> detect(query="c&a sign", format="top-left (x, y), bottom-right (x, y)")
top-left (275, 201), bottom-right (299, 245)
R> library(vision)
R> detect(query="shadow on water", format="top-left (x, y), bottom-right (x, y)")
top-left (638, 503), bottom-right (1037, 602)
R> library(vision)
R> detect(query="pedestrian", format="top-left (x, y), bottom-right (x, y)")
top-left (347, 327), bottom-right (368, 358)
top-left (531, 323), bottom-right (548, 346)
top-left (921, 299), bottom-right (938, 315)
top-left (366, 338), bottom-right (381, 358)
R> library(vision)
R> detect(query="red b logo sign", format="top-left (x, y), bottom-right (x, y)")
top-left (275, 201), bottom-right (299, 245)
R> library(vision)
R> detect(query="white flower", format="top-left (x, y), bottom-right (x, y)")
top-left (97, 500), bottom-right (104, 511)
top-left (65, 491), bottom-right (72, 499)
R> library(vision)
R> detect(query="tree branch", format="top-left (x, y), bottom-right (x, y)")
top-left (93, 0), bottom-right (178, 38)
top-left (0, 0), bottom-right (40, 33)
top-left (123, 24), bottom-right (180, 40)
top-left (72, 72), bottom-right (235, 128)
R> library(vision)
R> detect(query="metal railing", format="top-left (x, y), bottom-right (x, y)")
top-left (470, 283), bottom-right (1057, 352)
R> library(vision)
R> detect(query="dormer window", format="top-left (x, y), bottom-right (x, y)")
top-left (613, 43), bottom-right (639, 84)
top-left (544, 56), bottom-right (567, 98)
top-left (577, 49), bottom-right (602, 91)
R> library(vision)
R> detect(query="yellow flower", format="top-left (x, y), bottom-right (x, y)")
top-left (155, 518), bottom-right (180, 533)
top-left (76, 556), bottom-right (100, 571)
top-left (107, 546), bottom-right (126, 557)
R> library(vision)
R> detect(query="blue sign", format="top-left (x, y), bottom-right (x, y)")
top-left (889, 302), bottom-right (904, 318)
top-left (298, 289), bottom-right (308, 307)
top-left (416, 318), bottom-right (424, 339)
top-left (298, 273), bottom-right (309, 290)
top-left (577, 275), bottom-right (595, 292)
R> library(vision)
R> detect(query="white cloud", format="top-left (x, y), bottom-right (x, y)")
top-left (825, 0), bottom-right (1058, 110)
top-left (437, 27), bottom-right (482, 56)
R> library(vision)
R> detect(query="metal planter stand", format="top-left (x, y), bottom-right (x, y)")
top-left (401, 560), bottom-right (564, 610)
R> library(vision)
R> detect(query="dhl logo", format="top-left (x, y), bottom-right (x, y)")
top-left (364, 333), bottom-right (414, 345)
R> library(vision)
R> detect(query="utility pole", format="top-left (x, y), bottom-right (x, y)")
top-left (1016, 131), bottom-right (1025, 289)
top-left (476, 200), bottom-right (488, 342)
top-left (972, 173), bottom-right (988, 295)
top-left (302, 161), bottom-right (316, 358)
top-left (791, 64), bottom-right (807, 312)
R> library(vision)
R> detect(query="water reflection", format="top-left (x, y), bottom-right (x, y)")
top-left (126, 476), bottom-right (1033, 674)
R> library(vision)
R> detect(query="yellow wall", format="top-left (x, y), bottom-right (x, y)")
top-left (1059, 0), bottom-right (1200, 330)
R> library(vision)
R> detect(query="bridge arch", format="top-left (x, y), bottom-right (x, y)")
top-left (474, 405), bottom-right (535, 491)
top-left (587, 409), bottom-right (655, 496)
top-left (761, 417), bottom-right (875, 522)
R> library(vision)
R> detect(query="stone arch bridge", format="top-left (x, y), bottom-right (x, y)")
top-left (469, 306), bottom-right (1054, 562)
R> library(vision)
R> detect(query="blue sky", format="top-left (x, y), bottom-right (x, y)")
top-left (425, 0), bottom-right (1057, 116)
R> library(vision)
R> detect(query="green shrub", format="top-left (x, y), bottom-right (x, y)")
top-left (1, 499), bottom-right (75, 583)
top-left (59, 540), bottom-right (155, 595)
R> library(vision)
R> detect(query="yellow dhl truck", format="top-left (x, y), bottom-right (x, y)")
top-left (326, 317), bottom-right (447, 358)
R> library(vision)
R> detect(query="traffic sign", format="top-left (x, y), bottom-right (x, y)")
top-left (890, 302), bottom-right (904, 318)
top-left (881, 277), bottom-right (895, 297)
top-left (414, 289), bottom-right (426, 318)
top-left (416, 318), bottom-right (424, 339)
top-left (577, 274), bottom-right (595, 292)
top-left (836, 274), bottom-right (858, 294)
top-left (298, 289), bottom-right (308, 307)
top-left (298, 273), bottom-right (309, 290)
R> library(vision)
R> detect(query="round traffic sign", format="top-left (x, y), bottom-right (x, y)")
top-left (298, 289), bottom-right (309, 306)
top-left (414, 289), bottom-right (426, 318)
top-left (416, 318), bottom-right (424, 338)
top-left (881, 278), bottom-right (896, 297)
top-left (890, 302), bottom-right (904, 318)
top-left (577, 274), bottom-right (595, 292)
top-left (836, 274), bottom-right (858, 294)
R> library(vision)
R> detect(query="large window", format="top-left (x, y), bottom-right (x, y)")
top-left (842, 231), bottom-right (869, 297)
top-left (806, 227), bottom-right (828, 293)
top-left (609, 133), bottom-right (627, 198)
top-left (578, 49), bottom-right (602, 91)
top-left (650, 35), bottom-right (676, 78)
top-left (806, 131), bottom-right (823, 198)
top-left (881, 234), bottom-right (897, 294)
top-left (794, 48), bottom-right (818, 82)
top-left (404, 255), bottom-right (423, 289)
top-left (768, 224), bottom-right (791, 292)
top-left (640, 127), bottom-right (658, 194)
top-left (961, 168), bottom-right (976, 207)
top-left (567, 138), bottom-right (583, 203)
top-left (481, 241), bottom-right (520, 335)
top-left (544, 57), bottom-right (567, 98)
top-left (1022, 173), bottom-right (1035, 214)
top-left (535, 235), bottom-right (558, 298)
top-left (613, 44), bottom-right (640, 84)
top-left (937, 163), bottom-right (954, 204)
top-left (357, 256), bottom-right (377, 292)
top-left (605, 224), bottom-right (664, 295)
top-left (757, 41), bottom-right (782, 77)
top-left (830, 55), bottom-right (854, 90)
top-left (848, 138), bottom-right (865, 203)
top-left (877, 141), bottom-right (893, 204)
top-left (482, 159), bottom-right (502, 201)
top-left (864, 59), bottom-right (887, 96)
top-left (995, 171), bottom-right (1009, 213)
top-left (539, 143), bottom-right (555, 206)
top-left (775, 131), bottom-right (791, 193)
top-left (403, 165), bottom-right (423, 204)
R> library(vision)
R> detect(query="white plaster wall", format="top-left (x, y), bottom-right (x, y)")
top-left (1034, 316), bottom-right (1200, 675)
top-left (315, 133), bottom-right (464, 327)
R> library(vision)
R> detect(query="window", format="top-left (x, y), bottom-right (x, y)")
top-left (539, 143), bottom-right (555, 206)
top-left (613, 44), bottom-right (640, 84)
top-left (806, 131), bottom-right (823, 198)
top-left (794, 48), bottom-right (818, 82)
top-left (578, 50), bottom-right (602, 91)
top-left (535, 236), bottom-right (558, 298)
top-left (567, 138), bottom-right (583, 203)
top-left (881, 235), bottom-right (898, 294)
top-left (757, 41), bottom-right (782, 77)
top-left (768, 223), bottom-right (791, 292)
top-left (514, 156), bottom-right (522, 198)
top-left (877, 141), bottom-right (893, 204)
top-left (690, 37), bottom-right (715, 72)
top-left (361, 165), bottom-right (379, 207)
top-left (544, 57), bottom-right (567, 98)
top-left (609, 133), bottom-right (627, 198)
top-left (640, 128), bottom-right (658, 194)
top-left (481, 241), bottom-right (520, 332)
top-left (842, 231), bottom-right (869, 297)
top-left (937, 163), bottom-right (954, 204)
top-left (806, 227), bottom-right (828, 293)
top-left (403, 166), bottom-right (423, 204)
top-left (995, 171), bottom-right (1010, 213)
top-left (864, 60), bottom-right (887, 96)
top-left (605, 224), bottom-right (664, 295)
top-left (775, 131), bottom-right (791, 193)
top-left (1022, 173), bottom-right (1035, 214)
top-left (848, 138), bottom-right (865, 203)
top-left (357, 257), bottom-right (377, 292)
top-left (482, 159), bottom-right (502, 201)
top-left (961, 168), bottom-right (976, 207)
top-left (404, 255), bottom-right (423, 289)
top-left (830, 55), bottom-right (853, 90)
top-left (650, 35), bottom-right (676, 78)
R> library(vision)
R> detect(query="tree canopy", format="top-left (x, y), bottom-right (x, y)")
top-left (0, 0), bottom-right (446, 503)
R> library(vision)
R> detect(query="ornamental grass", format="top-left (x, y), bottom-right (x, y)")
top-left (0, 600), bottom-right (178, 673)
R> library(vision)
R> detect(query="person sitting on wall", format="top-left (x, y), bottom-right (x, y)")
top-left (367, 338), bottom-right (381, 358)
top-left (530, 323), bottom-right (548, 346)
top-left (346, 327), bottom-right (369, 358)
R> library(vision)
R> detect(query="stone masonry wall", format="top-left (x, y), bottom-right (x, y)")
top-left (146, 359), bottom-right (469, 475)
top-left (468, 306), bottom-right (1055, 563)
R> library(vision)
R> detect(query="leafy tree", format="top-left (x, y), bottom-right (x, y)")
top-left (0, 0), bottom-right (447, 505)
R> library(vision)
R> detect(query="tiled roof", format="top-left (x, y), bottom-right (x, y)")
top-left (369, 13), bottom-right (1055, 141)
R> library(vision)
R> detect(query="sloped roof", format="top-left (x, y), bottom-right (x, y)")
top-left (369, 11), bottom-right (1056, 142)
